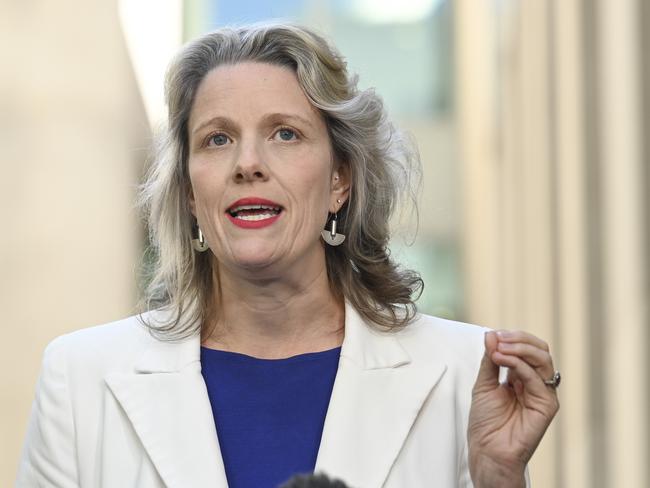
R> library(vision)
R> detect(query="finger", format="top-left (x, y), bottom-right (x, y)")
top-left (503, 364), bottom-right (531, 390)
top-left (496, 342), bottom-right (555, 379)
top-left (491, 350), bottom-right (560, 408)
top-left (495, 330), bottom-right (550, 352)
top-left (472, 331), bottom-right (500, 394)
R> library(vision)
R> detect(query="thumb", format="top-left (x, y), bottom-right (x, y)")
top-left (473, 330), bottom-right (500, 393)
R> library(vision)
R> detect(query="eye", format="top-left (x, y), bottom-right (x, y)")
top-left (275, 128), bottom-right (298, 142)
top-left (207, 133), bottom-right (230, 147)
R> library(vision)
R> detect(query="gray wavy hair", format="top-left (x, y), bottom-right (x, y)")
top-left (139, 22), bottom-right (423, 341)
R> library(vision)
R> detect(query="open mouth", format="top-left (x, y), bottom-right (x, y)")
top-left (227, 203), bottom-right (283, 221)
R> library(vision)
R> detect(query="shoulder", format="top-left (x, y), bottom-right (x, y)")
top-left (394, 312), bottom-right (488, 377)
top-left (397, 312), bottom-right (488, 353)
top-left (40, 311), bottom-right (164, 376)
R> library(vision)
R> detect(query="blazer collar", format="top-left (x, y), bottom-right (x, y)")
top-left (131, 302), bottom-right (411, 373)
top-left (106, 303), bottom-right (447, 488)
top-left (132, 331), bottom-right (200, 373)
top-left (338, 302), bottom-right (411, 369)
top-left (105, 314), bottom-right (228, 488)
top-left (315, 304), bottom-right (448, 487)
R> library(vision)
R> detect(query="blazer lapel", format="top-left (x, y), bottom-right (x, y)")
top-left (103, 305), bottom-right (446, 488)
top-left (315, 304), bottom-right (448, 488)
top-left (104, 332), bottom-right (229, 488)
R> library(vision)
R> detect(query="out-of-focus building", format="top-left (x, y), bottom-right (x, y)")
top-left (3, 0), bottom-right (648, 486)
top-left (455, 1), bottom-right (649, 486)
top-left (0, 0), bottom-right (151, 484)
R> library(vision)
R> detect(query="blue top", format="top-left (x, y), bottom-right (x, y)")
top-left (200, 345), bottom-right (342, 488)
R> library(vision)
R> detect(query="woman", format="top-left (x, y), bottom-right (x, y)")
top-left (17, 23), bottom-right (559, 487)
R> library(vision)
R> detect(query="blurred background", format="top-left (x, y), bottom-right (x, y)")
top-left (1, 0), bottom-right (647, 486)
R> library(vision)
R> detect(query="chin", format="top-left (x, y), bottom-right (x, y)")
top-left (228, 247), bottom-right (283, 272)
top-left (235, 256), bottom-right (278, 271)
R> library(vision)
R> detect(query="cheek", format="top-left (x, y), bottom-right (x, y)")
top-left (188, 165), bottom-right (222, 223)
top-left (189, 158), bottom-right (218, 197)
top-left (289, 152), bottom-right (334, 203)
top-left (290, 170), bottom-right (331, 212)
top-left (302, 184), bottom-right (333, 236)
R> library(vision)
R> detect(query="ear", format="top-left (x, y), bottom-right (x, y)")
top-left (329, 164), bottom-right (351, 213)
top-left (188, 184), bottom-right (197, 217)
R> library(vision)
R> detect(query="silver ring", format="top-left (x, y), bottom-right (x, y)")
top-left (544, 371), bottom-right (561, 388)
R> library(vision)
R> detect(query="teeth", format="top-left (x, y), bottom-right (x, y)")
top-left (235, 213), bottom-right (277, 221)
top-left (230, 204), bottom-right (280, 213)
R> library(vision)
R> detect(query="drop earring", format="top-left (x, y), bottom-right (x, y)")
top-left (321, 212), bottom-right (346, 246)
top-left (191, 225), bottom-right (209, 252)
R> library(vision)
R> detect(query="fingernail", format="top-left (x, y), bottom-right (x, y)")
top-left (497, 342), bottom-right (512, 351)
top-left (496, 330), bottom-right (513, 339)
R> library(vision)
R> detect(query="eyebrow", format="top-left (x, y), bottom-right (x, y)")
top-left (191, 116), bottom-right (238, 136)
top-left (191, 112), bottom-right (317, 136)
top-left (261, 112), bottom-right (317, 130)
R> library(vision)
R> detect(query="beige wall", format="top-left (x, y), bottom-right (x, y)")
top-left (455, 0), bottom-right (649, 486)
top-left (0, 1), bottom-right (148, 485)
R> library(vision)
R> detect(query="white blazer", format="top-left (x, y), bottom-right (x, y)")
top-left (16, 303), bottom-right (498, 488)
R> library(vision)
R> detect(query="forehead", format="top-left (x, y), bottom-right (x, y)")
top-left (188, 61), bottom-right (324, 129)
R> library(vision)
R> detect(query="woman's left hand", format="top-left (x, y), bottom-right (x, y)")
top-left (467, 330), bottom-right (560, 488)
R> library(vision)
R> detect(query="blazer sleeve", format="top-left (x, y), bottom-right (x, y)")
top-left (16, 336), bottom-right (80, 488)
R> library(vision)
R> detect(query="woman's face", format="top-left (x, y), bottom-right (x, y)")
top-left (187, 61), bottom-right (348, 275)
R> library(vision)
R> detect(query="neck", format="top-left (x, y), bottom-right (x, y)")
top-left (201, 251), bottom-right (345, 359)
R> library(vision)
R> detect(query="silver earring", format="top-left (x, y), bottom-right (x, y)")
top-left (321, 212), bottom-right (346, 246)
top-left (192, 226), bottom-right (209, 252)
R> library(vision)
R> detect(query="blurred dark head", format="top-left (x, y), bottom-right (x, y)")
top-left (280, 472), bottom-right (350, 488)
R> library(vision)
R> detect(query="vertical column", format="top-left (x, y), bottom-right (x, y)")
top-left (454, 0), bottom-right (502, 328)
top-left (1, 0), bottom-right (149, 485)
top-left (496, 0), bottom-right (526, 347)
top-left (581, 0), bottom-right (608, 484)
top-left (511, 2), bottom-right (558, 485)
top-left (552, 0), bottom-right (592, 486)
top-left (642, 1), bottom-right (650, 483)
top-left (597, 0), bottom-right (648, 486)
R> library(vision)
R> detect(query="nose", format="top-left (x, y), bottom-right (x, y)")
top-left (232, 141), bottom-right (269, 183)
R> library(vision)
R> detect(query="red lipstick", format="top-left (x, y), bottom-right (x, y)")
top-left (225, 197), bottom-right (283, 229)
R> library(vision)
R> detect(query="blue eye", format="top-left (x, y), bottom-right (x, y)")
top-left (209, 134), bottom-right (229, 146)
top-left (277, 128), bottom-right (297, 141)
